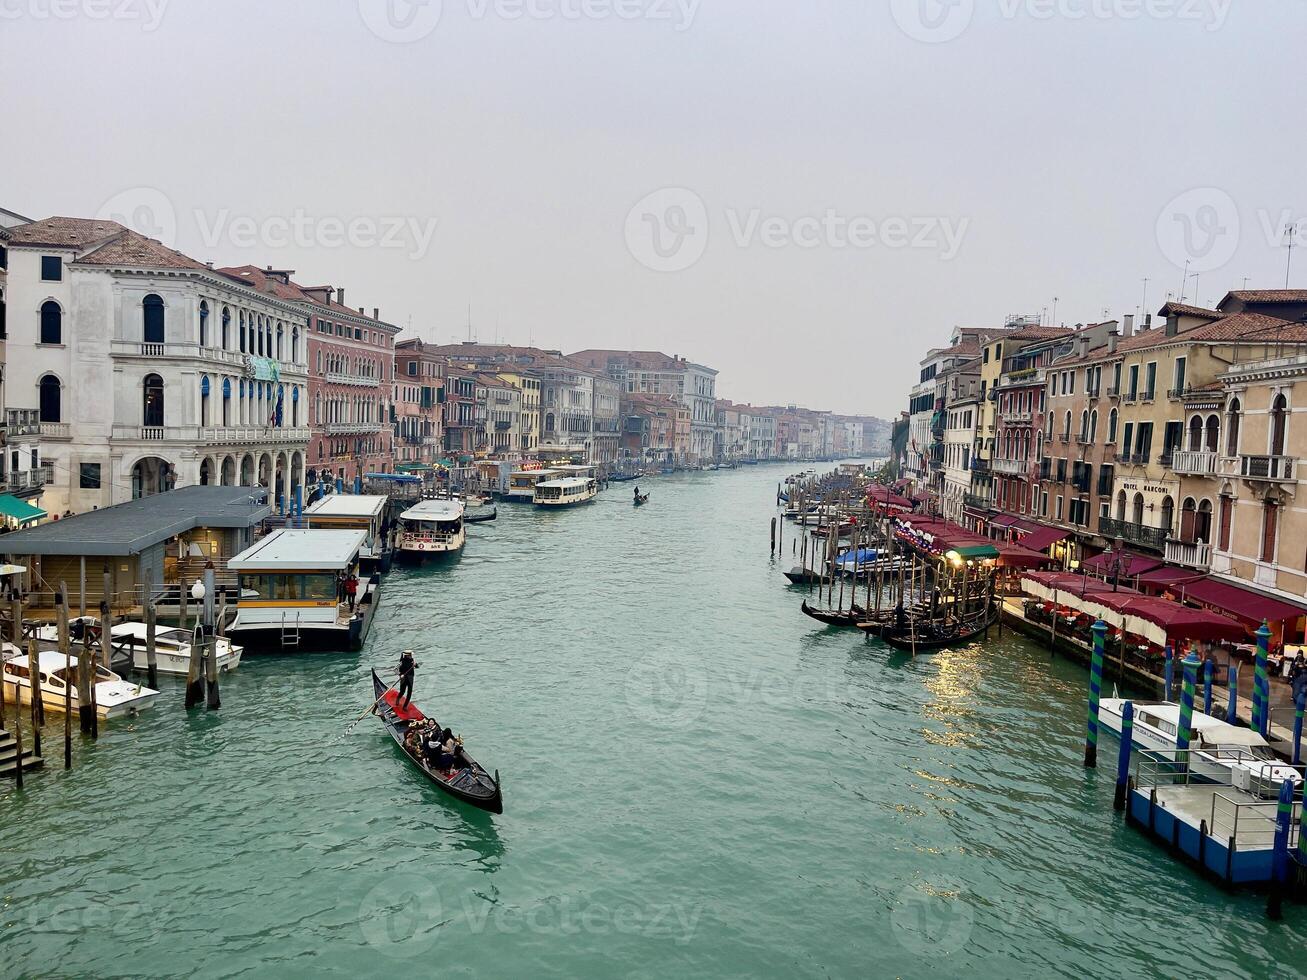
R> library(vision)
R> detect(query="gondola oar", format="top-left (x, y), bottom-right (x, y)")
top-left (345, 677), bottom-right (401, 735)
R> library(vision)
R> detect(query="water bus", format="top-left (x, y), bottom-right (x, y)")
top-left (534, 467), bottom-right (599, 508)
top-left (304, 494), bottom-right (393, 574)
top-left (226, 529), bottom-right (375, 652)
top-left (396, 500), bottom-right (466, 561)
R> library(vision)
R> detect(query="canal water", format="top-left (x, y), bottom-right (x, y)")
top-left (2, 465), bottom-right (1303, 978)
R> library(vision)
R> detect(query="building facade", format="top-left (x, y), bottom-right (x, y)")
top-left (393, 339), bottom-right (445, 468)
top-left (6, 218), bottom-right (309, 514)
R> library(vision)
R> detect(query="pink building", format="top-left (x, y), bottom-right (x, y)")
top-left (220, 268), bottom-right (399, 488)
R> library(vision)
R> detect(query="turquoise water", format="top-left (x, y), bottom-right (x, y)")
top-left (2, 466), bottom-right (1304, 978)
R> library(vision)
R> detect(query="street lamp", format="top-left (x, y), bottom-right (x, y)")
top-left (191, 579), bottom-right (206, 603)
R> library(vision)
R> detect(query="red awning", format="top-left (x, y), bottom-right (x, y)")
top-left (988, 514), bottom-right (1019, 527)
top-left (1173, 577), bottom-right (1307, 628)
top-left (1135, 567), bottom-right (1208, 590)
top-left (1018, 526), bottom-right (1071, 552)
top-left (1090, 593), bottom-right (1249, 644)
top-left (1081, 551), bottom-right (1163, 578)
top-left (995, 543), bottom-right (1057, 568)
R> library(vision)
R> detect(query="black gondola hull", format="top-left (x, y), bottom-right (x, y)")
top-left (370, 669), bottom-right (503, 814)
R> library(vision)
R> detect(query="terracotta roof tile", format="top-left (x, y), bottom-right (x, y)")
top-left (1159, 301), bottom-right (1220, 319)
top-left (6, 216), bottom-right (126, 250)
top-left (1004, 325), bottom-right (1074, 342)
top-left (218, 265), bottom-right (395, 327)
top-left (78, 230), bottom-right (210, 271)
top-left (1223, 290), bottom-right (1307, 305)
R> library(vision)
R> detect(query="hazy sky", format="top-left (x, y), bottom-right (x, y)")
top-left (3, 0), bottom-right (1304, 416)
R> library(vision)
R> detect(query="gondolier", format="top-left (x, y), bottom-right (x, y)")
top-left (397, 650), bottom-right (417, 709)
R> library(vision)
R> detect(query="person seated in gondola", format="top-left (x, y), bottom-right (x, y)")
top-left (422, 729), bottom-right (445, 769)
top-left (438, 727), bottom-right (460, 771)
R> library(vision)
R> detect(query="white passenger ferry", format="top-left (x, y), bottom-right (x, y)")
top-left (396, 499), bottom-right (466, 561)
top-left (226, 529), bottom-right (374, 651)
top-left (534, 465), bottom-right (599, 508)
top-left (1, 647), bottom-right (159, 719)
top-left (505, 469), bottom-right (561, 503)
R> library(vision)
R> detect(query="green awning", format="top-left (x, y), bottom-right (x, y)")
top-left (947, 544), bottom-right (1000, 560)
top-left (395, 463), bottom-right (430, 472)
top-left (0, 494), bottom-right (47, 525)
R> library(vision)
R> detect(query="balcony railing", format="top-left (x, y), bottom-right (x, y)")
top-left (969, 458), bottom-right (990, 473)
top-left (991, 457), bottom-right (1027, 476)
top-left (1106, 386), bottom-right (1121, 399)
top-left (324, 372), bottom-right (382, 388)
top-left (1158, 452), bottom-right (1174, 469)
top-left (325, 422), bottom-right (383, 435)
top-left (999, 411), bottom-right (1034, 424)
top-left (199, 426), bottom-right (312, 446)
top-left (110, 340), bottom-right (308, 375)
top-left (1170, 449), bottom-right (1218, 476)
top-left (1099, 517), bottom-right (1169, 553)
top-left (1086, 386), bottom-right (1101, 400)
top-left (964, 493), bottom-right (992, 510)
top-left (1165, 538), bottom-right (1212, 570)
top-left (40, 422), bottom-right (71, 440)
top-left (1240, 455), bottom-right (1295, 482)
top-left (5, 465), bottom-right (52, 493)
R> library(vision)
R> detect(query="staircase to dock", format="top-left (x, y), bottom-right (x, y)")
top-left (0, 728), bottom-right (45, 779)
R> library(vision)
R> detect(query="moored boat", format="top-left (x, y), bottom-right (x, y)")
top-left (1, 648), bottom-right (159, 718)
top-left (1098, 699), bottom-right (1301, 796)
top-left (33, 621), bottom-right (243, 676)
top-left (370, 668), bottom-right (503, 814)
top-left (534, 476), bottom-right (599, 507)
top-left (881, 605), bottom-right (999, 652)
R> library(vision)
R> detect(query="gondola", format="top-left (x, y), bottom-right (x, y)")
top-left (370, 669), bottom-right (503, 814)
top-left (465, 507), bottom-right (498, 524)
top-left (881, 605), bottom-right (1000, 653)
top-left (633, 493), bottom-right (650, 507)
top-left (800, 600), bottom-right (867, 628)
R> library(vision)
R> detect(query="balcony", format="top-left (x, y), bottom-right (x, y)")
top-left (1158, 452), bottom-right (1174, 469)
top-left (1240, 455), bottom-right (1295, 483)
top-left (325, 422), bottom-right (384, 436)
top-left (1075, 435), bottom-right (1092, 445)
top-left (964, 493), bottom-right (992, 511)
top-left (5, 409), bottom-right (41, 438)
top-left (199, 426), bottom-right (312, 446)
top-left (110, 340), bottom-right (308, 376)
top-left (5, 465), bottom-right (52, 494)
top-left (1165, 538), bottom-right (1212, 570)
top-left (999, 410), bottom-right (1034, 425)
top-left (1170, 450), bottom-right (1217, 476)
top-left (1106, 386), bottom-right (1121, 399)
top-left (324, 372), bottom-right (381, 388)
top-left (1119, 452), bottom-right (1150, 466)
top-left (969, 458), bottom-right (990, 473)
top-left (991, 457), bottom-right (1027, 476)
top-left (1098, 517), bottom-right (1169, 553)
top-left (1122, 392), bottom-right (1138, 404)
top-left (40, 422), bottom-right (71, 440)
top-left (1166, 387), bottom-right (1188, 401)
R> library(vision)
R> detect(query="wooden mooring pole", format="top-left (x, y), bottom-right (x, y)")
top-left (57, 581), bottom-right (71, 769)
top-left (204, 563), bottom-right (220, 711)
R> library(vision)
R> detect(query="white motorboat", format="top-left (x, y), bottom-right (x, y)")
top-left (1100, 698), bottom-right (1302, 797)
top-left (32, 620), bottom-right (243, 676)
top-left (0, 648), bottom-right (160, 719)
top-left (533, 476), bottom-right (599, 507)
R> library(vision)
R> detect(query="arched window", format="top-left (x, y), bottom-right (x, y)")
top-left (222, 307), bottom-right (231, 350)
top-left (1181, 498), bottom-right (1198, 541)
top-left (276, 323), bottom-right (283, 360)
top-left (143, 373), bottom-right (165, 427)
top-left (1132, 492), bottom-right (1145, 526)
top-left (199, 301), bottom-right (210, 347)
top-left (1108, 408), bottom-right (1118, 444)
top-left (1160, 495), bottom-right (1174, 534)
top-left (1063, 410), bottom-right (1072, 439)
top-left (1227, 398), bottom-right (1241, 457)
top-left (1271, 394), bottom-right (1288, 456)
top-left (39, 375), bottom-right (61, 422)
top-left (1089, 410), bottom-right (1098, 443)
top-left (240, 312), bottom-right (247, 354)
top-left (1116, 489), bottom-right (1127, 522)
top-left (1205, 415), bottom-right (1220, 454)
top-left (1218, 493), bottom-right (1234, 551)
top-left (222, 377), bottom-right (232, 426)
top-left (1188, 415), bottom-right (1204, 452)
top-left (143, 293), bottom-right (165, 344)
top-left (291, 326), bottom-right (299, 363)
top-left (1079, 410), bottom-right (1089, 440)
top-left (1196, 498), bottom-right (1213, 543)
top-left (201, 375), bottom-right (211, 426)
top-left (40, 300), bottom-right (62, 344)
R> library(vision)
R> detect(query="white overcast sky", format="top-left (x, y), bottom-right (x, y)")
top-left (3, 0), bottom-right (1304, 416)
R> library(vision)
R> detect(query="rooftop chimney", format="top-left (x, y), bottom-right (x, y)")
top-left (1144, 313), bottom-right (1153, 331)
top-left (1108, 334), bottom-right (1118, 354)
top-left (336, 288), bottom-right (345, 308)
top-left (373, 307), bottom-right (380, 321)
top-left (358, 307), bottom-right (365, 315)
top-left (1122, 314), bottom-right (1134, 338)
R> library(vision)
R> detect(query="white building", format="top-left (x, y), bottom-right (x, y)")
top-left (5, 217), bottom-right (310, 514)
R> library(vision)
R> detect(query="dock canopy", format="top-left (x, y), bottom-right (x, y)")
top-left (0, 494), bottom-right (47, 526)
top-left (229, 529), bottom-right (366, 572)
top-left (1021, 572), bottom-right (1246, 646)
top-left (303, 495), bottom-right (387, 520)
top-left (896, 516), bottom-right (1052, 568)
top-left (1016, 526), bottom-right (1070, 552)
top-left (1172, 577), bottom-right (1307, 629)
top-left (1080, 550), bottom-right (1162, 579)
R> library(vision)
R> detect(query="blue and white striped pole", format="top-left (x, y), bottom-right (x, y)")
top-left (1086, 621), bottom-right (1108, 768)
top-left (1164, 644), bottom-right (1174, 702)
top-left (1203, 657), bottom-right (1214, 717)
top-left (1254, 622), bottom-right (1272, 738)
top-left (1114, 700), bottom-right (1134, 812)
top-left (1226, 661), bottom-right (1239, 724)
